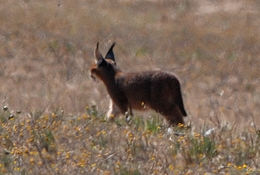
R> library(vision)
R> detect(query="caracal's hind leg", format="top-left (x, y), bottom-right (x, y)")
top-left (125, 105), bottom-right (133, 123)
top-left (168, 105), bottom-right (184, 125)
top-left (153, 103), bottom-right (184, 126)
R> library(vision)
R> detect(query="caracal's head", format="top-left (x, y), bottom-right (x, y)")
top-left (90, 42), bottom-right (118, 81)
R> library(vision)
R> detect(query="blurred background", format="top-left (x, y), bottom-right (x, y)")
top-left (0, 0), bottom-right (259, 128)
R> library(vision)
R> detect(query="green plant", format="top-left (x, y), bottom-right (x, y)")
top-left (144, 115), bottom-right (161, 134)
top-left (118, 167), bottom-right (141, 175)
top-left (183, 135), bottom-right (217, 163)
top-left (86, 105), bottom-right (98, 118)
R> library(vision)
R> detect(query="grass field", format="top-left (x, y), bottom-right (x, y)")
top-left (0, 0), bottom-right (259, 174)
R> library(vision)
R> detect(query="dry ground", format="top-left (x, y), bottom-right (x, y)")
top-left (0, 0), bottom-right (259, 174)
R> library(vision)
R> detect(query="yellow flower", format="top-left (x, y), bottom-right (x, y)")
top-left (101, 130), bottom-right (106, 135)
top-left (81, 114), bottom-right (89, 120)
top-left (38, 161), bottom-right (43, 166)
top-left (177, 136), bottom-right (185, 143)
top-left (96, 131), bottom-right (102, 137)
top-left (66, 152), bottom-right (70, 159)
top-left (236, 166), bottom-right (242, 170)
top-left (75, 127), bottom-right (81, 132)
top-left (126, 131), bottom-right (134, 142)
top-left (12, 125), bottom-right (17, 132)
top-left (109, 114), bottom-right (115, 119)
top-left (199, 154), bottom-right (204, 159)
top-left (43, 115), bottom-right (49, 121)
top-left (51, 113), bottom-right (57, 118)
top-left (14, 167), bottom-right (20, 171)
top-left (169, 164), bottom-right (174, 171)
top-left (150, 155), bottom-right (156, 161)
top-left (158, 133), bottom-right (163, 138)
top-left (24, 148), bottom-right (29, 154)
top-left (153, 169), bottom-right (158, 174)
top-left (177, 123), bottom-right (184, 128)
top-left (193, 132), bottom-right (200, 138)
top-left (103, 171), bottom-right (111, 175)
top-left (77, 159), bottom-right (86, 167)
top-left (29, 151), bottom-right (38, 156)
top-left (217, 144), bottom-right (223, 151)
top-left (116, 161), bottom-right (120, 167)
top-left (29, 158), bottom-right (35, 164)
top-left (227, 163), bottom-right (232, 167)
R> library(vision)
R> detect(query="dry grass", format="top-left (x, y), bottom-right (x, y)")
top-left (0, 107), bottom-right (259, 174)
top-left (0, 0), bottom-right (259, 174)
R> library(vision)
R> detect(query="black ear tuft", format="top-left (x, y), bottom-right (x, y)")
top-left (105, 42), bottom-right (116, 61)
top-left (95, 42), bottom-right (104, 61)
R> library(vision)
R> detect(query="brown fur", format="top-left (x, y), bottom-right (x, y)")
top-left (90, 42), bottom-right (187, 125)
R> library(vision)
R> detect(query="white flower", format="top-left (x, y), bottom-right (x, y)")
top-left (204, 128), bottom-right (215, 136)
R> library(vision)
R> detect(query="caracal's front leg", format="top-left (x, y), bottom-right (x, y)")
top-left (106, 99), bottom-right (121, 120)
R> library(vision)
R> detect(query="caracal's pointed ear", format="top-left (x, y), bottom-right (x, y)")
top-left (95, 42), bottom-right (104, 62)
top-left (105, 42), bottom-right (116, 61)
